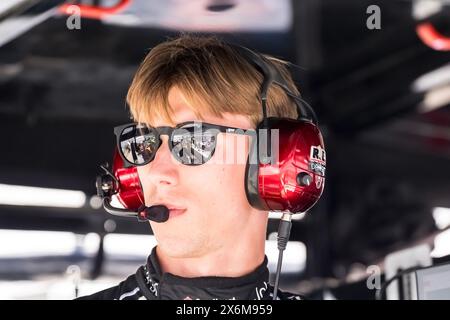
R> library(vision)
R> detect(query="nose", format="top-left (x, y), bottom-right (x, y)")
top-left (140, 136), bottom-right (179, 188)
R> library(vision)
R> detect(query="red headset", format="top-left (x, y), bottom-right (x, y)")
top-left (96, 45), bottom-right (326, 221)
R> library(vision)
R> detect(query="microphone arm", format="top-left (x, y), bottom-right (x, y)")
top-left (102, 198), bottom-right (170, 223)
top-left (102, 198), bottom-right (139, 218)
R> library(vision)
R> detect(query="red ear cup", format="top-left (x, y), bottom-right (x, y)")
top-left (245, 118), bottom-right (326, 213)
top-left (111, 148), bottom-right (145, 211)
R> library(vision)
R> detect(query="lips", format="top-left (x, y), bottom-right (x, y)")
top-left (152, 202), bottom-right (187, 218)
top-left (168, 208), bottom-right (187, 217)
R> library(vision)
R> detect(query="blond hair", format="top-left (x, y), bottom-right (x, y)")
top-left (126, 34), bottom-right (299, 128)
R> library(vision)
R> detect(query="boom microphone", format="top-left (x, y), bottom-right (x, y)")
top-left (139, 204), bottom-right (170, 222)
top-left (102, 198), bottom-right (169, 223)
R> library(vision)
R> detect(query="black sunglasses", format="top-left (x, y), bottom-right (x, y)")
top-left (114, 121), bottom-right (255, 166)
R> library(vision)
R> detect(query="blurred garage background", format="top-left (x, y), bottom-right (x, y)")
top-left (0, 0), bottom-right (449, 299)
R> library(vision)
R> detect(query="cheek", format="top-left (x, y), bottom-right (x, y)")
top-left (193, 162), bottom-right (249, 212)
top-left (197, 134), bottom-right (250, 208)
top-left (136, 166), bottom-right (152, 197)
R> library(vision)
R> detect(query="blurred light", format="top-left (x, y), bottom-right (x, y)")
top-left (47, 278), bottom-right (119, 300)
top-left (433, 207), bottom-right (450, 230)
top-left (0, 280), bottom-right (51, 300)
top-left (0, 278), bottom-right (120, 300)
top-left (268, 232), bottom-right (277, 241)
top-left (412, 0), bottom-right (443, 20)
top-left (89, 195), bottom-right (103, 209)
top-left (421, 85), bottom-right (450, 111)
top-left (266, 240), bottom-right (306, 274)
top-left (0, 184), bottom-right (86, 208)
top-left (103, 219), bottom-right (116, 233)
top-left (0, 229), bottom-right (77, 257)
top-left (412, 63), bottom-right (450, 93)
top-left (82, 233), bottom-right (101, 256)
top-left (418, 85), bottom-right (450, 113)
top-left (104, 234), bottom-right (157, 258)
top-left (0, 230), bottom-right (100, 258)
top-left (0, 0), bottom-right (27, 14)
top-left (323, 290), bottom-right (337, 300)
top-left (431, 229), bottom-right (450, 258)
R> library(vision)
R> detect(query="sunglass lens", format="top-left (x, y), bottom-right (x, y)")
top-left (171, 128), bottom-right (217, 165)
top-left (118, 125), bottom-right (160, 165)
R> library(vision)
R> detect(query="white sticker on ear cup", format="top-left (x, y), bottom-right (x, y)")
top-left (309, 161), bottom-right (326, 176)
top-left (309, 145), bottom-right (326, 176)
top-left (310, 145), bottom-right (326, 164)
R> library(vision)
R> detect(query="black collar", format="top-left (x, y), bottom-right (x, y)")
top-left (136, 246), bottom-right (271, 300)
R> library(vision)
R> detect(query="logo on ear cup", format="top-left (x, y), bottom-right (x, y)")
top-left (309, 145), bottom-right (326, 176)
top-left (309, 161), bottom-right (326, 176)
top-left (310, 145), bottom-right (326, 164)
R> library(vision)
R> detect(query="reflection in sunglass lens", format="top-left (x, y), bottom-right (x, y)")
top-left (119, 125), bottom-right (160, 165)
top-left (171, 129), bottom-right (217, 165)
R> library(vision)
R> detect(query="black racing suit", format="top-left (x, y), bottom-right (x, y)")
top-left (78, 246), bottom-right (304, 300)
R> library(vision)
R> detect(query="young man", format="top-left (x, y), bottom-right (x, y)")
top-left (80, 34), bottom-right (304, 300)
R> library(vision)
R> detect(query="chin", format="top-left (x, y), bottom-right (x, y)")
top-left (157, 236), bottom-right (211, 259)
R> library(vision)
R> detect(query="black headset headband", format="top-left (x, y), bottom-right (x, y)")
top-left (231, 45), bottom-right (318, 126)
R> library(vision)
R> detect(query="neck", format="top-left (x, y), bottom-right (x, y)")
top-left (155, 214), bottom-right (268, 278)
